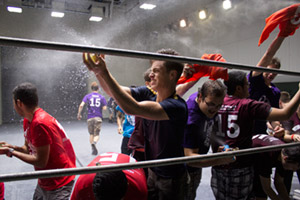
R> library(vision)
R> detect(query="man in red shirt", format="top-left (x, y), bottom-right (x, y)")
top-left (70, 152), bottom-right (147, 200)
top-left (0, 82), bottom-right (76, 199)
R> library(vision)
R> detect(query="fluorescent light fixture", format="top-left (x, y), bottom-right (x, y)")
top-left (89, 16), bottom-right (103, 22)
top-left (199, 10), bottom-right (207, 20)
top-left (179, 19), bottom-right (187, 28)
top-left (51, 11), bottom-right (64, 18)
top-left (140, 3), bottom-right (156, 10)
top-left (223, 0), bottom-right (232, 10)
top-left (7, 6), bottom-right (22, 13)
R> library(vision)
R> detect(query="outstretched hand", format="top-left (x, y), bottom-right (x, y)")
top-left (83, 53), bottom-right (107, 75)
top-left (0, 141), bottom-right (11, 156)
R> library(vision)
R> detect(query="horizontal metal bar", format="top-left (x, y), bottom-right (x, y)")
top-left (0, 142), bottom-right (299, 182)
top-left (0, 36), bottom-right (300, 76)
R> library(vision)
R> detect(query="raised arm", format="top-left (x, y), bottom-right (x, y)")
top-left (253, 36), bottom-right (285, 77)
top-left (267, 83), bottom-right (300, 121)
top-left (83, 53), bottom-right (169, 120)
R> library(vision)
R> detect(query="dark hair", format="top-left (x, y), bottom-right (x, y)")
top-left (224, 71), bottom-right (247, 95)
top-left (280, 91), bottom-right (291, 103)
top-left (93, 171), bottom-right (128, 200)
top-left (282, 143), bottom-right (300, 164)
top-left (12, 82), bottom-right (38, 109)
top-left (91, 81), bottom-right (99, 91)
top-left (153, 48), bottom-right (184, 81)
top-left (143, 68), bottom-right (151, 82)
top-left (270, 57), bottom-right (281, 69)
top-left (198, 79), bottom-right (227, 100)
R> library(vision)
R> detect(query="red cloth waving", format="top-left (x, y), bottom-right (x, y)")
top-left (202, 54), bottom-right (228, 81)
top-left (177, 53), bottom-right (228, 84)
top-left (258, 4), bottom-right (300, 46)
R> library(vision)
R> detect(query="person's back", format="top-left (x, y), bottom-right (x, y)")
top-left (77, 82), bottom-right (107, 155)
top-left (24, 108), bottom-right (76, 190)
top-left (70, 152), bottom-right (147, 200)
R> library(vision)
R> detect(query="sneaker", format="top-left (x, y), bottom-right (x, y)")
top-left (91, 144), bottom-right (98, 155)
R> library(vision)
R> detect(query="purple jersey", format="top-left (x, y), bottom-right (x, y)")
top-left (183, 92), bottom-right (217, 155)
top-left (82, 92), bottom-right (107, 119)
top-left (247, 72), bottom-right (281, 134)
top-left (131, 86), bottom-right (188, 178)
top-left (252, 134), bottom-right (284, 177)
top-left (212, 95), bottom-right (271, 168)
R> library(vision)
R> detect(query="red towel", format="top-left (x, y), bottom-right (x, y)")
top-left (258, 4), bottom-right (300, 46)
top-left (177, 53), bottom-right (228, 84)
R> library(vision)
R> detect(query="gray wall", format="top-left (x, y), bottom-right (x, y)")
top-left (0, 0), bottom-right (299, 123)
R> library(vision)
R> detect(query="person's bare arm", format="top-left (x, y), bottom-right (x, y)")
top-left (267, 84), bottom-right (300, 121)
top-left (83, 53), bottom-right (169, 120)
top-left (253, 36), bottom-right (285, 77)
top-left (1, 140), bottom-right (50, 168)
top-left (274, 171), bottom-right (290, 200)
top-left (184, 147), bottom-right (235, 168)
top-left (11, 145), bottom-right (50, 168)
top-left (176, 65), bottom-right (199, 97)
top-left (77, 101), bottom-right (85, 120)
top-left (260, 176), bottom-right (282, 200)
top-left (116, 111), bottom-right (123, 134)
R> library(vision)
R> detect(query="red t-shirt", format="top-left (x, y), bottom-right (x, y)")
top-left (24, 108), bottom-right (76, 190)
top-left (70, 152), bottom-right (147, 200)
top-left (0, 182), bottom-right (4, 200)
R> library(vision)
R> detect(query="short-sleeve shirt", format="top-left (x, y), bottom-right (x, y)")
top-left (82, 92), bottom-right (107, 119)
top-left (183, 92), bottom-right (217, 154)
top-left (24, 108), bottom-right (76, 190)
top-left (247, 72), bottom-right (281, 134)
top-left (252, 134), bottom-right (285, 177)
top-left (212, 95), bottom-right (271, 169)
top-left (70, 152), bottom-right (147, 200)
top-left (116, 106), bottom-right (135, 138)
top-left (131, 86), bottom-right (188, 178)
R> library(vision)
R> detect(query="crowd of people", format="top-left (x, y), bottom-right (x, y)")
top-left (0, 4), bottom-right (300, 200)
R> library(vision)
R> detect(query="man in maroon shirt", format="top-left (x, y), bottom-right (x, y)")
top-left (211, 71), bottom-right (300, 200)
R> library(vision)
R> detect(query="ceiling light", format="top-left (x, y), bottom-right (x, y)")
top-left (223, 0), bottom-right (232, 10)
top-left (140, 3), bottom-right (156, 10)
top-left (89, 16), bottom-right (103, 22)
top-left (7, 6), bottom-right (22, 13)
top-left (199, 10), bottom-right (207, 20)
top-left (179, 19), bottom-right (187, 28)
top-left (51, 11), bottom-right (64, 18)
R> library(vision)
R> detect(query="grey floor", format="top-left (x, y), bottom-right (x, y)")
top-left (0, 120), bottom-right (299, 199)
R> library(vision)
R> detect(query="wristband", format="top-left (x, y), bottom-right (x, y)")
top-left (291, 134), bottom-right (295, 141)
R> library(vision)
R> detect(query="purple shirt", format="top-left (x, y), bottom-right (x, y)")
top-left (82, 92), bottom-right (107, 119)
top-left (131, 86), bottom-right (188, 178)
top-left (183, 92), bottom-right (217, 155)
top-left (212, 95), bottom-right (271, 168)
top-left (252, 134), bottom-right (284, 177)
top-left (247, 72), bottom-right (281, 134)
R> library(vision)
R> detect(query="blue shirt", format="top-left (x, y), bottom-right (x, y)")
top-left (116, 106), bottom-right (135, 138)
